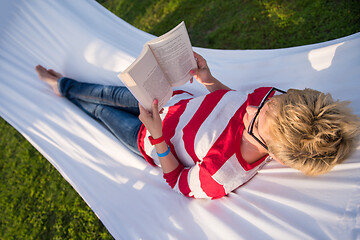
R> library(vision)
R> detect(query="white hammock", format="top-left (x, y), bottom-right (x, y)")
top-left (0, 1), bottom-right (359, 239)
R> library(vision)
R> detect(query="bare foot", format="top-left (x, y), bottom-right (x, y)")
top-left (48, 69), bottom-right (63, 79)
top-left (35, 65), bottom-right (62, 96)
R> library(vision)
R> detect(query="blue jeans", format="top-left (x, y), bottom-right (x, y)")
top-left (58, 77), bottom-right (143, 156)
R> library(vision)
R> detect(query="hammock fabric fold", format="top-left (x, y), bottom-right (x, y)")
top-left (0, 1), bottom-right (359, 239)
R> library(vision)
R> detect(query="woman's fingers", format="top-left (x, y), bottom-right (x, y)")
top-left (138, 100), bottom-right (163, 137)
top-left (193, 51), bottom-right (201, 59)
top-left (138, 103), bottom-right (151, 122)
top-left (151, 99), bottom-right (162, 119)
top-left (138, 103), bottom-right (147, 115)
top-left (190, 69), bottom-right (198, 76)
top-left (193, 52), bottom-right (207, 69)
top-left (138, 99), bottom-right (160, 122)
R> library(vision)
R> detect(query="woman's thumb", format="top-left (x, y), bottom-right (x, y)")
top-left (190, 69), bottom-right (198, 76)
top-left (152, 99), bottom-right (160, 116)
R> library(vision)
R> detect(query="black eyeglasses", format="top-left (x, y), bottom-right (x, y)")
top-left (247, 87), bottom-right (286, 151)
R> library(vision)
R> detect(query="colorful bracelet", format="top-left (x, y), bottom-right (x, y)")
top-left (148, 135), bottom-right (165, 145)
top-left (157, 145), bottom-right (170, 157)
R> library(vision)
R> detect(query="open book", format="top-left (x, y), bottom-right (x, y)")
top-left (118, 21), bottom-right (197, 111)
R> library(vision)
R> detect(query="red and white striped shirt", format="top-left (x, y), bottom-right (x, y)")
top-left (138, 87), bottom-right (273, 199)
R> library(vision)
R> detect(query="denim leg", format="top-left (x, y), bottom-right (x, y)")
top-left (96, 105), bottom-right (142, 156)
top-left (74, 99), bottom-right (143, 156)
top-left (57, 77), bottom-right (143, 156)
top-left (58, 77), bottom-right (139, 115)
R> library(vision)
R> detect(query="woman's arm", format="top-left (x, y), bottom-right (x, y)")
top-left (138, 100), bottom-right (179, 173)
top-left (190, 52), bottom-right (232, 93)
top-left (139, 100), bottom-right (229, 199)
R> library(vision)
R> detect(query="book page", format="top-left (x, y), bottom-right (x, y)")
top-left (119, 45), bottom-right (173, 111)
top-left (148, 22), bottom-right (197, 87)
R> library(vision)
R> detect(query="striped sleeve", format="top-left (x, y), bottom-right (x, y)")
top-left (163, 153), bottom-right (270, 199)
top-left (163, 162), bottom-right (227, 199)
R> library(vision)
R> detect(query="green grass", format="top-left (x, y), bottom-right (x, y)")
top-left (1, 0), bottom-right (360, 239)
top-left (100, 0), bottom-right (360, 49)
top-left (0, 120), bottom-right (113, 240)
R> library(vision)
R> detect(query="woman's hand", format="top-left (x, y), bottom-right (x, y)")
top-left (190, 51), bottom-right (232, 92)
top-left (138, 99), bottom-right (163, 138)
top-left (190, 51), bottom-right (216, 85)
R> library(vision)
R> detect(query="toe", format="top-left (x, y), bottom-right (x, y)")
top-left (49, 69), bottom-right (63, 78)
top-left (35, 65), bottom-right (46, 73)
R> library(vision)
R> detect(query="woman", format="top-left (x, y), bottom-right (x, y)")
top-left (35, 52), bottom-right (360, 199)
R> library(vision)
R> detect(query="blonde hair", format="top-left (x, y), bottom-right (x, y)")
top-left (266, 88), bottom-right (360, 176)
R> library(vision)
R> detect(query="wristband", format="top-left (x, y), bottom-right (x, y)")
top-left (148, 135), bottom-right (164, 145)
top-left (157, 145), bottom-right (171, 157)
